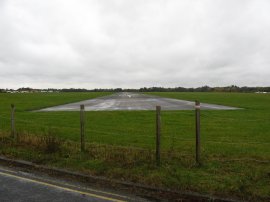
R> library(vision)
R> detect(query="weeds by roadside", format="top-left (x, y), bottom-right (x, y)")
top-left (0, 131), bottom-right (269, 202)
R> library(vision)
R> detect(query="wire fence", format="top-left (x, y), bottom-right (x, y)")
top-left (0, 104), bottom-right (269, 165)
top-left (1, 111), bottom-right (269, 147)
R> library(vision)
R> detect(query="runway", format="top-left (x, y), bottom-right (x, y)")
top-left (39, 92), bottom-right (239, 111)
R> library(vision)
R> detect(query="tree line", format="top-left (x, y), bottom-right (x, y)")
top-left (1, 85), bottom-right (269, 93)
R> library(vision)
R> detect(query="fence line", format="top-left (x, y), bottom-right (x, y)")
top-left (1, 102), bottom-right (270, 166)
top-left (1, 114), bottom-right (268, 146)
top-left (1, 118), bottom-right (269, 146)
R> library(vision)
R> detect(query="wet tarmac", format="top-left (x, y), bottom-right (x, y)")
top-left (39, 92), bottom-right (239, 111)
top-left (0, 165), bottom-right (147, 202)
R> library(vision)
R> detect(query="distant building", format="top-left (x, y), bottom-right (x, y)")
top-left (255, 92), bottom-right (268, 94)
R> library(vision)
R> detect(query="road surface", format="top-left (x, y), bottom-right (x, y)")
top-left (0, 165), bottom-right (148, 202)
top-left (39, 92), bottom-right (239, 111)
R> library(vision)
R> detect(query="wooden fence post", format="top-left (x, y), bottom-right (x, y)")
top-left (195, 100), bottom-right (201, 165)
top-left (11, 104), bottom-right (16, 141)
top-left (80, 104), bottom-right (85, 152)
top-left (156, 106), bottom-right (161, 166)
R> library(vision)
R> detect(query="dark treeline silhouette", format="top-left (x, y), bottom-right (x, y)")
top-left (138, 85), bottom-right (270, 92)
top-left (1, 85), bottom-right (270, 93)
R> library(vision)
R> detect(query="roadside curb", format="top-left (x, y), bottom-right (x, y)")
top-left (0, 156), bottom-right (240, 202)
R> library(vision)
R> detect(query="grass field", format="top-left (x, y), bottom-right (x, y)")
top-left (0, 92), bottom-right (269, 201)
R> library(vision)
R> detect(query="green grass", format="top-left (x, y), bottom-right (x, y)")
top-left (0, 92), bottom-right (112, 112)
top-left (0, 92), bottom-right (269, 201)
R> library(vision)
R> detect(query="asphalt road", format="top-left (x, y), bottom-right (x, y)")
top-left (0, 166), bottom-right (148, 202)
top-left (39, 92), bottom-right (239, 111)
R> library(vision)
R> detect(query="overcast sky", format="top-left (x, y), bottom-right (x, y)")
top-left (0, 0), bottom-right (270, 89)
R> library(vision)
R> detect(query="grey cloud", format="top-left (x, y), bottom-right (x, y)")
top-left (0, 0), bottom-right (270, 89)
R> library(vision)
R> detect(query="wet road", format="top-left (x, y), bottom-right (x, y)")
top-left (39, 92), bottom-right (239, 111)
top-left (0, 166), bottom-right (147, 202)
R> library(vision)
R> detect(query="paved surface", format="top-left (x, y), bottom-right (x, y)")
top-left (39, 92), bottom-right (239, 111)
top-left (0, 166), bottom-right (148, 202)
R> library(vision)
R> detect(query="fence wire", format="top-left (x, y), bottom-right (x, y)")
top-left (1, 111), bottom-right (269, 147)
top-left (1, 106), bottom-right (269, 164)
